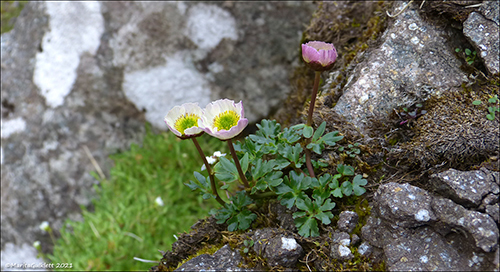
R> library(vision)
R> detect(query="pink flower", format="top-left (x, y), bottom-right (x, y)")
top-left (301, 41), bottom-right (337, 71)
top-left (198, 99), bottom-right (248, 140)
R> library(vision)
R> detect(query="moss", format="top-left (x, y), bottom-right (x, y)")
top-left (1, 1), bottom-right (25, 34)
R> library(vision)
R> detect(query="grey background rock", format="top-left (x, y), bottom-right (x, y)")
top-left (0, 0), bottom-right (316, 264)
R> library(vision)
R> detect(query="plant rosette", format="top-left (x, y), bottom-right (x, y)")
top-left (164, 102), bottom-right (205, 139)
top-left (302, 41), bottom-right (338, 71)
top-left (198, 99), bottom-right (249, 141)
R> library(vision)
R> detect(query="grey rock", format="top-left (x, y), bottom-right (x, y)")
top-left (1, 1), bottom-right (316, 253)
top-left (374, 182), bottom-right (436, 228)
top-left (252, 228), bottom-right (303, 268)
top-left (432, 197), bottom-right (499, 253)
top-left (430, 168), bottom-right (500, 207)
top-left (357, 242), bottom-right (373, 258)
top-left (330, 243), bottom-right (354, 261)
top-left (330, 231), bottom-right (354, 261)
top-left (264, 235), bottom-right (303, 268)
top-left (351, 234), bottom-right (360, 246)
top-left (486, 204), bottom-right (499, 224)
top-left (270, 202), bottom-right (296, 232)
top-left (384, 226), bottom-right (465, 271)
top-left (331, 1), bottom-right (467, 133)
top-left (463, 9), bottom-right (500, 75)
top-left (337, 211), bottom-right (359, 233)
top-left (479, 0), bottom-right (500, 26)
top-left (175, 244), bottom-right (242, 271)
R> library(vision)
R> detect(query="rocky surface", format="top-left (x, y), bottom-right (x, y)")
top-left (151, 1), bottom-right (499, 271)
top-left (362, 181), bottom-right (499, 271)
top-left (0, 1), bottom-right (315, 265)
top-left (331, 1), bottom-right (468, 134)
top-left (175, 245), bottom-right (242, 271)
top-left (463, 0), bottom-right (499, 75)
top-left (252, 228), bottom-right (304, 268)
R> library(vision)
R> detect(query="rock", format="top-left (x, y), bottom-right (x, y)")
top-left (486, 204), bottom-right (499, 224)
top-left (330, 231), bottom-right (354, 261)
top-left (384, 226), bottom-right (467, 271)
top-left (432, 197), bottom-right (499, 253)
top-left (430, 168), bottom-right (500, 207)
top-left (175, 244), bottom-right (242, 271)
top-left (264, 236), bottom-right (304, 268)
top-left (351, 234), bottom-right (360, 246)
top-left (331, 1), bottom-right (467, 133)
top-left (357, 242), bottom-right (373, 258)
top-left (1, 1), bottom-right (316, 255)
top-left (337, 211), bottom-right (359, 233)
top-left (374, 182), bottom-right (436, 228)
top-left (463, 1), bottom-right (500, 75)
top-left (363, 182), bottom-right (499, 271)
top-left (252, 228), bottom-right (303, 268)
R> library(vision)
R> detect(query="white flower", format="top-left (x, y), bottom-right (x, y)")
top-left (164, 102), bottom-right (204, 138)
top-left (39, 221), bottom-right (50, 232)
top-left (33, 241), bottom-right (41, 250)
top-left (198, 99), bottom-right (248, 140)
top-left (155, 196), bottom-right (164, 207)
top-left (213, 151), bottom-right (226, 157)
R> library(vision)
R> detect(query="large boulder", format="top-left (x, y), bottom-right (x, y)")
top-left (0, 1), bottom-right (316, 265)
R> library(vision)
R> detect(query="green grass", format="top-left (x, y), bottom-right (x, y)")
top-left (48, 126), bottom-right (227, 271)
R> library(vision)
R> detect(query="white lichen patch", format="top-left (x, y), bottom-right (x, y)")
top-left (122, 52), bottom-right (211, 129)
top-left (338, 245), bottom-right (352, 257)
top-left (281, 237), bottom-right (298, 251)
top-left (1, 117), bottom-right (26, 138)
top-left (415, 209), bottom-right (430, 221)
top-left (33, 2), bottom-right (104, 108)
top-left (184, 3), bottom-right (238, 51)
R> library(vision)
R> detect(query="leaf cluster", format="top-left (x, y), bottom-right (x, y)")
top-left (473, 94), bottom-right (499, 120)
top-left (186, 119), bottom-right (368, 237)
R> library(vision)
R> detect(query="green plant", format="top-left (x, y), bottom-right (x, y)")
top-left (455, 47), bottom-right (477, 65)
top-left (242, 239), bottom-right (254, 254)
top-left (473, 94), bottom-right (499, 120)
top-left (338, 143), bottom-right (361, 158)
top-left (1, 1), bottom-right (25, 34)
top-left (48, 127), bottom-right (226, 270)
top-left (165, 41), bottom-right (367, 239)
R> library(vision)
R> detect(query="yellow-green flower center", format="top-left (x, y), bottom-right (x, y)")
top-left (213, 110), bottom-right (240, 131)
top-left (174, 113), bottom-right (200, 135)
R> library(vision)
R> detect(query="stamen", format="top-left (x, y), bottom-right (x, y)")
top-left (213, 110), bottom-right (240, 131)
top-left (174, 113), bottom-right (199, 135)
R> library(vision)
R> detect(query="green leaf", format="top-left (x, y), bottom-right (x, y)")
top-left (341, 181), bottom-right (353, 196)
top-left (214, 157), bottom-right (239, 182)
top-left (352, 175), bottom-right (367, 196)
top-left (281, 127), bottom-right (301, 144)
top-left (273, 158), bottom-right (291, 170)
top-left (279, 143), bottom-right (303, 167)
top-left (294, 215), bottom-right (319, 237)
top-left (276, 171), bottom-right (311, 208)
top-left (488, 95), bottom-right (498, 103)
top-left (240, 153), bottom-right (249, 173)
top-left (455, 48), bottom-right (460, 52)
top-left (306, 142), bottom-right (323, 155)
top-left (486, 114), bottom-right (495, 120)
top-left (321, 131), bottom-right (344, 146)
top-left (312, 121), bottom-right (326, 142)
top-left (331, 187), bottom-right (343, 198)
top-left (337, 164), bottom-right (355, 176)
top-left (472, 100), bottom-right (482, 105)
top-left (465, 48), bottom-right (471, 55)
top-left (303, 125), bottom-right (313, 138)
top-left (467, 60), bottom-right (474, 65)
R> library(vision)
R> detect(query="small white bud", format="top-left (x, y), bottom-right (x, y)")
top-left (155, 196), bottom-right (164, 207)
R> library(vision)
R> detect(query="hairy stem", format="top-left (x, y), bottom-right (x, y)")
top-left (227, 139), bottom-right (250, 188)
top-left (192, 137), bottom-right (225, 206)
top-left (307, 71), bottom-right (321, 126)
top-left (305, 71), bottom-right (321, 178)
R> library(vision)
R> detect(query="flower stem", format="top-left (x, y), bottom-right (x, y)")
top-left (191, 137), bottom-right (225, 206)
top-left (307, 71), bottom-right (321, 126)
top-left (305, 149), bottom-right (316, 178)
top-left (305, 71), bottom-right (321, 178)
top-left (227, 139), bottom-right (250, 188)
